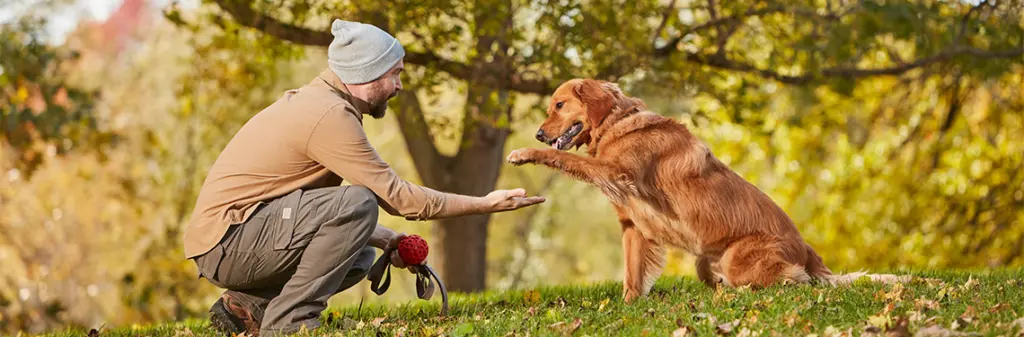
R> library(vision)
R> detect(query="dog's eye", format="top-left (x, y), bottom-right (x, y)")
top-left (555, 102), bottom-right (564, 109)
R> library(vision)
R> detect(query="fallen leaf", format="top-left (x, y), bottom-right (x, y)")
top-left (672, 326), bottom-right (690, 337)
top-left (880, 283), bottom-right (906, 303)
top-left (526, 306), bottom-right (536, 316)
top-left (570, 318), bottom-right (583, 333)
top-left (822, 326), bottom-right (843, 337)
top-left (908, 310), bottom-right (926, 323)
top-left (962, 276), bottom-right (980, 290)
top-left (960, 306), bottom-right (977, 321)
top-left (869, 314), bottom-right (892, 328)
top-left (915, 297), bottom-right (940, 312)
top-left (371, 317), bottom-right (386, 328)
top-left (598, 298), bottom-right (610, 312)
top-left (884, 317), bottom-right (911, 337)
top-left (992, 304), bottom-right (1013, 315)
top-left (524, 290), bottom-right (541, 304)
top-left (913, 325), bottom-right (955, 337)
top-left (717, 320), bottom-right (737, 334)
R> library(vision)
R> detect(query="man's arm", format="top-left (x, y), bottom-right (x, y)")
top-left (368, 224), bottom-right (401, 250)
top-left (306, 105), bottom-right (544, 220)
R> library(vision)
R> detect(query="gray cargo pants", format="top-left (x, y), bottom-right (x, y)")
top-left (193, 185), bottom-right (379, 336)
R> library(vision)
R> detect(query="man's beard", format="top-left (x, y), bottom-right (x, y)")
top-left (366, 83), bottom-right (395, 119)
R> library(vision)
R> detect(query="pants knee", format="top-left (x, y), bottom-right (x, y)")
top-left (341, 186), bottom-right (379, 222)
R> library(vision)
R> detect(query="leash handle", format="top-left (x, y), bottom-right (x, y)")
top-left (367, 247), bottom-right (449, 315)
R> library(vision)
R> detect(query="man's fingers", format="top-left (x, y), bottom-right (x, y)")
top-left (390, 250), bottom-right (407, 268)
top-left (513, 196), bottom-right (546, 207)
top-left (506, 188), bottom-right (527, 198)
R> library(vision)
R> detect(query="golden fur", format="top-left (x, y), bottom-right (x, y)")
top-left (507, 78), bottom-right (907, 302)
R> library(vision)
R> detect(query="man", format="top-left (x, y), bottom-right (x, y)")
top-left (183, 19), bottom-right (545, 337)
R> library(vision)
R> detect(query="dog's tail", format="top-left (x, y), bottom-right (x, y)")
top-left (812, 271), bottom-right (912, 285)
top-left (803, 247), bottom-right (912, 285)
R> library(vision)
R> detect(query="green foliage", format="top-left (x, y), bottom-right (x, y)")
top-left (0, 18), bottom-right (107, 176)
top-left (40, 269), bottom-right (1024, 337)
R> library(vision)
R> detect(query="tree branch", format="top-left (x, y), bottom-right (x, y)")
top-left (652, 0), bottom-right (678, 46)
top-left (670, 43), bottom-right (1024, 85)
top-left (209, 0), bottom-right (509, 91)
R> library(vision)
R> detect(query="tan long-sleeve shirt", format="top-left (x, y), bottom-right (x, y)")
top-left (182, 68), bottom-right (481, 258)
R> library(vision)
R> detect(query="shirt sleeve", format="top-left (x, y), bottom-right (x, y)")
top-left (305, 104), bottom-right (483, 220)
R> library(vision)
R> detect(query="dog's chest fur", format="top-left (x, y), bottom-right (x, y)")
top-left (594, 112), bottom-right (707, 255)
top-left (622, 197), bottom-right (701, 253)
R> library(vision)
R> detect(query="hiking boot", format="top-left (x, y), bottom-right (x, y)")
top-left (209, 291), bottom-right (265, 337)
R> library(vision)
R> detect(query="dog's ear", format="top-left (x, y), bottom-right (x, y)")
top-left (573, 79), bottom-right (613, 127)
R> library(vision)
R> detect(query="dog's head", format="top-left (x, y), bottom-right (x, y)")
top-left (535, 78), bottom-right (641, 151)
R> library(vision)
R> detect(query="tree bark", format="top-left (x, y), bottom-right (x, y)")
top-left (430, 82), bottom-right (510, 292)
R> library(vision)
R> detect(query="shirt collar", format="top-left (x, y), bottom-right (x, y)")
top-left (314, 68), bottom-right (371, 123)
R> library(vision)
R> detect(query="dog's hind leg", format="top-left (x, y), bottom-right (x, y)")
top-left (718, 236), bottom-right (808, 289)
top-left (621, 219), bottom-right (666, 303)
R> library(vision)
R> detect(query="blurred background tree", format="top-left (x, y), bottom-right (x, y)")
top-left (0, 0), bottom-right (1022, 334)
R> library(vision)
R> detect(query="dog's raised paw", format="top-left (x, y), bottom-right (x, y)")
top-left (506, 149), bottom-right (535, 165)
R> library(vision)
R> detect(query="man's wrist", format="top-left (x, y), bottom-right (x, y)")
top-left (423, 193), bottom-right (494, 219)
top-left (369, 225), bottom-right (400, 250)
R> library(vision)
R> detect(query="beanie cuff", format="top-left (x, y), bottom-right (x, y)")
top-left (329, 40), bottom-right (406, 85)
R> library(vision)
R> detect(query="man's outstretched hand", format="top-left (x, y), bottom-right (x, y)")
top-left (485, 188), bottom-right (546, 212)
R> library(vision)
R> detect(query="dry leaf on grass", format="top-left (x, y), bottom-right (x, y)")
top-left (884, 317), bottom-right (911, 337)
top-left (371, 316), bottom-right (388, 328)
top-left (913, 325), bottom-right (955, 337)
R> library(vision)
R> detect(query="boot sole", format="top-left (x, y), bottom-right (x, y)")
top-left (209, 298), bottom-right (247, 336)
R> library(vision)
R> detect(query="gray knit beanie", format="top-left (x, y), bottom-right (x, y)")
top-left (327, 19), bottom-right (406, 84)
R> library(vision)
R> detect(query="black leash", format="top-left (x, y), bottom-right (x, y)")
top-left (367, 247), bottom-right (449, 315)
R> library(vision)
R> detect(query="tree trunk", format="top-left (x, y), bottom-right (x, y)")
top-left (393, 83), bottom-right (510, 292)
top-left (431, 83), bottom-right (510, 292)
top-left (388, 1), bottom-right (513, 292)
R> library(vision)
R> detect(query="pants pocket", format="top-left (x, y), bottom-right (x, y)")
top-left (272, 189), bottom-right (303, 250)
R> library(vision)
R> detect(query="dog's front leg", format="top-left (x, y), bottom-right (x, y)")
top-left (507, 148), bottom-right (627, 186)
top-left (621, 219), bottom-right (666, 303)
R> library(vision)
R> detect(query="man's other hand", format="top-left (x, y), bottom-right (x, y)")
top-left (485, 188), bottom-right (546, 212)
top-left (385, 233), bottom-right (409, 269)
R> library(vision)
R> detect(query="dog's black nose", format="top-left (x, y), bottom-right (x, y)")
top-left (535, 130), bottom-right (546, 142)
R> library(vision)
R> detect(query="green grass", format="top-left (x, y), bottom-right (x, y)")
top-left (44, 269), bottom-right (1024, 337)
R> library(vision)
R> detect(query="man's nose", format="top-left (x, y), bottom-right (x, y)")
top-left (535, 129), bottom-right (546, 142)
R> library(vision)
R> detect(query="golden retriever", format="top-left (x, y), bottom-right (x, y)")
top-left (507, 78), bottom-right (906, 302)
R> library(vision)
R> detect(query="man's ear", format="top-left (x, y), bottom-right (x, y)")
top-left (573, 79), bottom-right (613, 127)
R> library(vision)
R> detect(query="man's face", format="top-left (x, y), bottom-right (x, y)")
top-left (366, 60), bottom-right (405, 119)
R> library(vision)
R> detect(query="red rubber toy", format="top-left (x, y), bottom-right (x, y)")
top-left (397, 235), bottom-right (429, 265)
